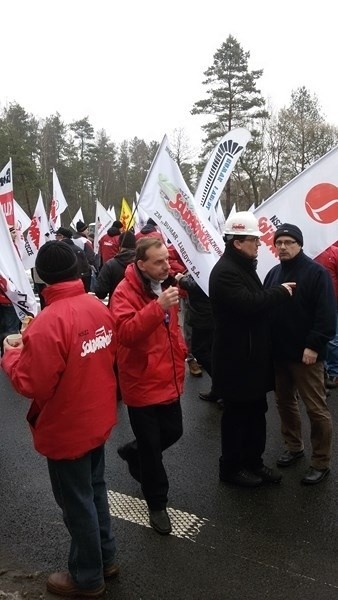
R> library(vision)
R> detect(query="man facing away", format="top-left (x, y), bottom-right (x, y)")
top-left (111, 237), bottom-right (186, 535)
top-left (315, 242), bottom-right (338, 388)
top-left (264, 223), bottom-right (336, 485)
top-left (209, 212), bottom-right (295, 488)
top-left (1, 241), bottom-right (118, 598)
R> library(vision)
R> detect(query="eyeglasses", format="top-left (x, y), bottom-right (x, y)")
top-left (275, 240), bottom-right (298, 248)
top-left (243, 236), bottom-right (260, 243)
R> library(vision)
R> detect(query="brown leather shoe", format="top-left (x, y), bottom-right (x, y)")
top-left (188, 358), bottom-right (203, 377)
top-left (46, 572), bottom-right (105, 597)
top-left (103, 563), bottom-right (120, 579)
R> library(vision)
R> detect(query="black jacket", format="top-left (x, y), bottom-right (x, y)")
top-left (178, 274), bottom-right (212, 329)
top-left (94, 249), bottom-right (136, 304)
top-left (209, 244), bottom-right (290, 401)
top-left (264, 250), bottom-right (336, 362)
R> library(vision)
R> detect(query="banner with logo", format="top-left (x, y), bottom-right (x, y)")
top-left (93, 200), bottom-right (114, 254)
top-left (194, 128), bottom-right (251, 214)
top-left (254, 145), bottom-right (338, 280)
top-left (22, 192), bottom-right (50, 269)
top-left (13, 199), bottom-right (32, 262)
top-left (0, 205), bottom-right (38, 318)
top-left (0, 159), bottom-right (14, 227)
top-left (138, 135), bottom-right (225, 295)
top-left (48, 169), bottom-right (68, 237)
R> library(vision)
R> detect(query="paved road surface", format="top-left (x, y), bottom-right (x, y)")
top-left (0, 368), bottom-right (337, 599)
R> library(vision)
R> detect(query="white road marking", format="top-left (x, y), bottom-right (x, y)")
top-left (108, 491), bottom-right (208, 541)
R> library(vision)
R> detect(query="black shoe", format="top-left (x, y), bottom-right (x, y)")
top-left (253, 465), bottom-right (282, 484)
top-left (301, 467), bottom-right (330, 485)
top-left (220, 468), bottom-right (263, 487)
top-left (117, 444), bottom-right (141, 482)
top-left (199, 390), bottom-right (219, 402)
top-left (149, 509), bottom-right (172, 535)
top-left (276, 449), bottom-right (304, 467)
top-left (326, 376), bottom-right (338, 389)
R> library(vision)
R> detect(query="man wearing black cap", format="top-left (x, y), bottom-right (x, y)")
top-left (264, 223), bottom-right (336, 485)
top-left (1, 241), bottom-right (118, 597)
top-left (135, 217), bottom-right (162, 241)
top-left (55, 227), bottom-right (92, 292)
top-left (73, 221), bottom-right (97, 285)
top-left (98, 220), bottom-right (124, 266)
top-left (95, 230), bottom-right (136, 306)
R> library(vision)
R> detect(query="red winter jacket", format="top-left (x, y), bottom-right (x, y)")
top-left (99, 233), bottom-right (120, 263)
top-left (111, 264), bottom-right (187, 407)
top-left (1, 280), bottom-right (117, 460)
top-left (315, 244), bottom-right (338, 301)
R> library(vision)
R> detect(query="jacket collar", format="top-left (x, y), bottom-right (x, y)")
top-left (42, 280), bottom-right (85, 305)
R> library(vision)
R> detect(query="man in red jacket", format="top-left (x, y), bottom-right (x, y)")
top-left (1, 241), bottom-right (118, 598)
top-left (315, 243), bottom-right (338, 387)
top-left (111, 237), bottom-right (186, 535)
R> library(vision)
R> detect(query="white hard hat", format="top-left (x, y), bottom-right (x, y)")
top-left (224, 211), bottom-right (262, 237)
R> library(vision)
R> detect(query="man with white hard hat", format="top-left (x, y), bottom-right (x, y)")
top-left (209, 211), bottom-right (296, 487)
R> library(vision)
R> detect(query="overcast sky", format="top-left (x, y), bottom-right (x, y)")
top-left (3, 0), bottom-right (337, 155)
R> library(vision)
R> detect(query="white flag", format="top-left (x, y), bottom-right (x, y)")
top-left (13, 200), bottom-right (31, 263)
top-left (0, 205), bottom-right (38, 318)
top-left (48, 169), bottom-right (68, 236)
top-left (0, 158), bottom-right (14, 226)
top-left (254, 145), bottom-right (338, 280)
top-left (107, 205), bottom-right (116, 221)
top-left (194, 128), bottom-right (251, 214)
top-left (93, 201), bottom-right (114, 254)
top-left (138, 135), bottom-right (225, 295)
top-left (70, 207), bottom-right (84, 231)
top-left (22, 192), bottom-right (50, 269)
top-left (14, 199), bottom-right (31, 232)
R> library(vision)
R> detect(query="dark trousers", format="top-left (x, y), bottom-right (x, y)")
top-left (47, 445), bottom-right (115, 590)
top-left (220, 398), bottom-right (268, 476)
top-left (191, 328), bottom-right (213, 377)
top-left (127, 400), bottom-right (183, 510)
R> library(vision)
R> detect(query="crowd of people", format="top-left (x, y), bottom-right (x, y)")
top-left (0, 211), bottom-right (337, 597)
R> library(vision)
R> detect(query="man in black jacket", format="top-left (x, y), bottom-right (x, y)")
top-left (209, 212), bottom-right (295, 487)
top-left (264, 223), bottom-right (336, 485)
top-left (94, 231), bottom-right (136, 306)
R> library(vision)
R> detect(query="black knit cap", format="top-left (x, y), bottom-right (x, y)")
top-left (76, 220), bottom-right (88, 233)
top-left (113, 220), bottom-right (123, 229)
top-left (55, 226), bottom-right (72, 238)
top-left (274, 223), bottom-right (303, 247)
top-left (119, 230), bottom-right (136, 249)
top-left (35, 241), bottom-right (79, 284)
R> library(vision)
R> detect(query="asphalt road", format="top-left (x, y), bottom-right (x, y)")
top-left (0, 367), bottom-right (337, 600)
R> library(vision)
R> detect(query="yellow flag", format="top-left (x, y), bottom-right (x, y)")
top-left (119, 198), bottom-right (135, 230)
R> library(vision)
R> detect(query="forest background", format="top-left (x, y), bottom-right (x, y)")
top-left (1, 35), bottom-right (337, 225)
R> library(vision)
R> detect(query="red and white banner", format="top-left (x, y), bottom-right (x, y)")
top-left (194, 128), bottom-right (251, 214)
top-left (0, 159), bottom-right (14, 227)
top-left (22, 192), bottom-right (50, 269)
top-left (48, 169), bottom-right (68, 236)
top-left (13, 199), bottom-right (32, 263)
top-left (138, 135), bottom-right (225, 295)
top-left (93, 200), bottom-right (114, 253)
top-left (0, 205), bottom-right (38, 318)
top-left (254, 145), bottom-right (338, 280)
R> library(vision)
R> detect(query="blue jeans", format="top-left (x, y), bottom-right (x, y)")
top-left (47, 445), bottom-right (115, 589)
top-left (326, 311), bottom-right (338, 377)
